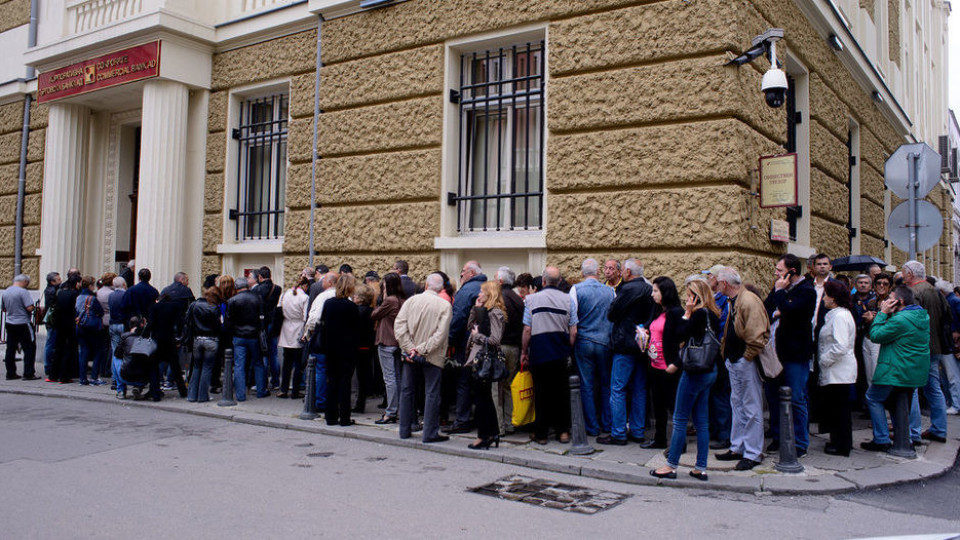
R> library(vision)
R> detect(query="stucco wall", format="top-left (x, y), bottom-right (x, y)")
top-left (0, 98), bottom-right (47, 288)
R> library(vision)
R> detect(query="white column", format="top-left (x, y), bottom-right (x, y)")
top-left (136, 80), bottom-right (189, 286)
top-left (39, 103), bottom-right (89, 281)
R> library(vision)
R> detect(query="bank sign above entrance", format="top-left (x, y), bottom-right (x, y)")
top-left (38, 41), bottom-right (161, 103)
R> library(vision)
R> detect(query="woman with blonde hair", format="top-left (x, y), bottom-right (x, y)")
top-left (651, 278), bottom-right (721, 482)
top-left (210, 275), bottom-right (236, 394)
top-left (320, 274), bottom-right (361, 426)
top-left (465, 280), bottom-right (506, 450)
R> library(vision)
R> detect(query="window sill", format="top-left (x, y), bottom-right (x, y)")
top-left (216, 240), bottom-right (284, 254)
top-left (434, 233), bottom-right (546, 251)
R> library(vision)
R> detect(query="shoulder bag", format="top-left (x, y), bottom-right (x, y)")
top-left (471, 342), bottom-right (508, 383)
top-left (680, 311), bottom-right (720, 373)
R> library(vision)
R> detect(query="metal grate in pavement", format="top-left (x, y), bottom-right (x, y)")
top-left (469, 474), bottom-right (630, 514)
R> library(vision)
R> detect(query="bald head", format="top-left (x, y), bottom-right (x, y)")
top-left (542, 266), bottom-right (561, 287)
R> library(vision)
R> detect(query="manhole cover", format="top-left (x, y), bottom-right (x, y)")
top-left (469, 475), bottom-right (630, 514)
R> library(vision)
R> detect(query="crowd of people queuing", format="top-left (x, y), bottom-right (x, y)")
top-left (3, 253), bottom-right (959, 482)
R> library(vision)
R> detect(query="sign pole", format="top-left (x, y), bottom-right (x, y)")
top-left (907, 152), bottom-right (918, 260)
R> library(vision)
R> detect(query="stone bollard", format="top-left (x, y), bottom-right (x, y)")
top-left (217, 349), bottom-right (237, 407)
top-left (887, 388), bottom-right (917, 458)
top-left (774, 386), bottom-right (804, 473)
top-left (300, 354), bottom-right (318, 420)
top-left (568, 374), bottom-right (595, 455)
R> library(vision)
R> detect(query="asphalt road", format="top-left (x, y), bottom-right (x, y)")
top-left (0, 394), bottom-right (957, 539)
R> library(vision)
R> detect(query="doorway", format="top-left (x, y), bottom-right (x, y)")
top-left (114, 124), bottom-right (140, 266)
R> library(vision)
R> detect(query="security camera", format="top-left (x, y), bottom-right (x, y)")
top-left (726, 28), bottom-right (788, 109)
top-left (762, 67), bottom-right (788, 108)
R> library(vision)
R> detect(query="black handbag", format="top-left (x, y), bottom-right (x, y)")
top-left (680, 313), bottom-right (720, 373)
top-left (471, 343), bottom-right (508, 383)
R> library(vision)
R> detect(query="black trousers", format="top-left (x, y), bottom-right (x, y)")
top-left (4, 323), bottom-right (36, 378)
top-left (354, 347), bottom-right (374, 409)
top-left (647, 366), bottom-right (676, 444)
top-left (155, 338), bottom-right (185, 392)
top-left (531, 359), bottom-right (571, 440)
top-left (822, 383), bottom-right (853, 453)
top-left (325, 354), bottom-right (356, 425)
top-left (472, 377), bottom-right (499, 439)
top-left (52, 326), bottom-right (78, 382)
top-left (280, 347), bottom-right (305, 394)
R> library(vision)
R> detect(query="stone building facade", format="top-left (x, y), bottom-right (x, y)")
top-left (0, 0), bottom-right (952, 293)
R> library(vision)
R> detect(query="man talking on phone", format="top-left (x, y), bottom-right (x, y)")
top-left (764, 253), bottom-right (817, 457)
top-left (861, 285), bottom-right (931, 452)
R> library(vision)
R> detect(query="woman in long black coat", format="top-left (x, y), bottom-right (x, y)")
top-left (320, 274), bottom-right (360, 426)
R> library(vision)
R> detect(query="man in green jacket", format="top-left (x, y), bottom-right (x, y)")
top-left (861, 285), bottom-right (931, 452)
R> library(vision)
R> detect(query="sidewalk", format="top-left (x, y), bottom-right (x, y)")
top-left (2, 370), bottom-right (957, 495)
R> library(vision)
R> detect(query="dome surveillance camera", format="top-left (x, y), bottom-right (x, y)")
top-left (761, 67), bottom-right (788, 108)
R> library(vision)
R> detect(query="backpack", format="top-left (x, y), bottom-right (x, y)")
top-left (77, 296), bottom-right (102, 331)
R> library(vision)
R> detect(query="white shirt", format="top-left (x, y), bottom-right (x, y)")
top-left (304, 287), bottom-right (336, 335)
top-left (817, 307), bottom-right (857, 386)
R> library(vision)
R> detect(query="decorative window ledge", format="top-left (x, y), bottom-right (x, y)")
top-left (216, 239), bottom-right (284, 254)
top-left (434, 234), bottom-right (546, 251)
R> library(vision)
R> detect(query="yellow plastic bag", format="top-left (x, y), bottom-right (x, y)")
top-left (511, 367), bottom-right (535, 426)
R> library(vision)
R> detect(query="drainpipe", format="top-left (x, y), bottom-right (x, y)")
top-left (308, 14), bottom-right (323, 267)
top-left (14, 0), bottom-right (39, 276)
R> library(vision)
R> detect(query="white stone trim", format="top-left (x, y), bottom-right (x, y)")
top-left (216, 240), bottom-right (284, 254)
top-left (433, 234), bottom-right (546, 251)
top-left (102, 108), bottom-right (142, 274)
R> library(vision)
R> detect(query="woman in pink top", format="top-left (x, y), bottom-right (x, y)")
top-left (643, 276), bottom-right (684, 449)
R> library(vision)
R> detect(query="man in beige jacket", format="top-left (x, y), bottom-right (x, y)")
top-left (395, 273), bottom-right (453, 442)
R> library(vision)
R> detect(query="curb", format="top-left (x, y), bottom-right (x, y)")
top-left (3, 386), bottom-right (956, 496)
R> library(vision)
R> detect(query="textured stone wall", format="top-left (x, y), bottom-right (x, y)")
top-left (0, 0), bottom-right (30, 34)
top-left (0, 98), bottom-right (46, 288)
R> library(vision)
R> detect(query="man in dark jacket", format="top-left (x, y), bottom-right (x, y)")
top-left (599, 258), bottom-right (653, 446)
top-left (120, 260), bottom-right (135, 289)
top-left (256, 266), bottom-right (282, 389)
top-left (444, 260), bottom-right (487, 433)
top-left (495, 266), bottom-right (525, 435)
top-left (159, 272), bottom-right (195, 309)
top-left (764, 253), bottom-right (817, 455)
top-left (51, 277), bottom-right (81, 382)
top-left (225, 279), bottom-right (266, 401)
top-left (123, 268), bottom-right (159, 319)
top-left (41, 271), bottom-right (61, 378)
top-left (392, 260), bottom-right (418, 300)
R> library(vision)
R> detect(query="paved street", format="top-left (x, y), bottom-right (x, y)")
top-left (0, 394), bottom-right (957, 539)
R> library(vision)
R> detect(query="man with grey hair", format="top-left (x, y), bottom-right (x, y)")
top-left (569, 258), bottom-right (615, 436)
top-left (902, 261), bottom-right (949, 442)
top-left (395, 273), bottom-right (452, 443)
top-left (599, 258), bottom-right (653, 446)
top-left (522, 266), bottom-right (578, 443)
top-left (714, 267), bottom-right (770, 470)
top-left (494, 266), bottom-right (524, 435)
top-left (445, 260), bottom-right (487, 433)
top-left (2, 274), bottom-right (37, 380)
top-left (603, 259), bottom-right (623, 291)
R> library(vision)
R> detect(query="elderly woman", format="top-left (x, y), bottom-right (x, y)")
top-left (278, 277), bottom-right (310, 399)
top-left (818, 280), bottom-right (858, 456)
top-left (96, 272), bottom-right (118, 379)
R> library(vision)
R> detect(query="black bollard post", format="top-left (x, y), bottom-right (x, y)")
top-left (568, 375), bottom-right (595, 455)
top-left (775, 386), bottom-right (804, 473)
top-left (300, 355), bottom-right (318, 420)
top-left (887, 388), bottom-right (917, 458)
top-left (218, 349), bottom-right (237, 407)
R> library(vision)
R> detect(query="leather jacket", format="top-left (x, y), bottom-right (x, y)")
top-left (187, 299), bottom-right (223, 338)
top-left (225, 290), bottom-right (263, 339)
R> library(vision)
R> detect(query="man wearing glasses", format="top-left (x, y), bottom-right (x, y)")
top-left (861, 273), bottom-right (893, 386)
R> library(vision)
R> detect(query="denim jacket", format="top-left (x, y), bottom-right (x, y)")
top-left (570, 278), bottom-right (614, 347)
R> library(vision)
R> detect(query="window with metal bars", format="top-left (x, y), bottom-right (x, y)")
top-left (451, 41), bottom-right (545, 232)
top-left (231, 93), bottom-right (288, 241)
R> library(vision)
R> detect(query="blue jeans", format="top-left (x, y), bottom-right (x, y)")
top-left (188, 336), bottom-right (219, 402)
top-left (378, 346), bottom-right (400, 417)
top-left (574, 340), bottom-right (612, 435)
top-left (768, 361), bottom-right (810, 450)
top-left (43, 327), bottom-right (57, 376)
top-left (232, 337), bottom-right (264, 401)
top-left (909, 354), bottom-right (948, 438)
top-left (667, 367), bottom-right (717, 470)
top-left (610, 352), bottom-right (646, 440)
top-left (77, 328), bottom-right (103, 383)
top-left (866, 384), bottom-right (914, 444)
top-left (313, 353), bottom-right (327, 410)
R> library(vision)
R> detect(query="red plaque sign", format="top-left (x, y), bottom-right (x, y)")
top-left (37, 41), bottom-right (161, 103)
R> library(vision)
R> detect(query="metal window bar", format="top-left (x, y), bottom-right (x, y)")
top-left (453, 41), bottom-right (544, 232)
top-left (234, 94), bottom-right (289, 240)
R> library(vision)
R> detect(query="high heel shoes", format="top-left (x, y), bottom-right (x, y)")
top-left (468, 436), bottom-right (500, 450)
